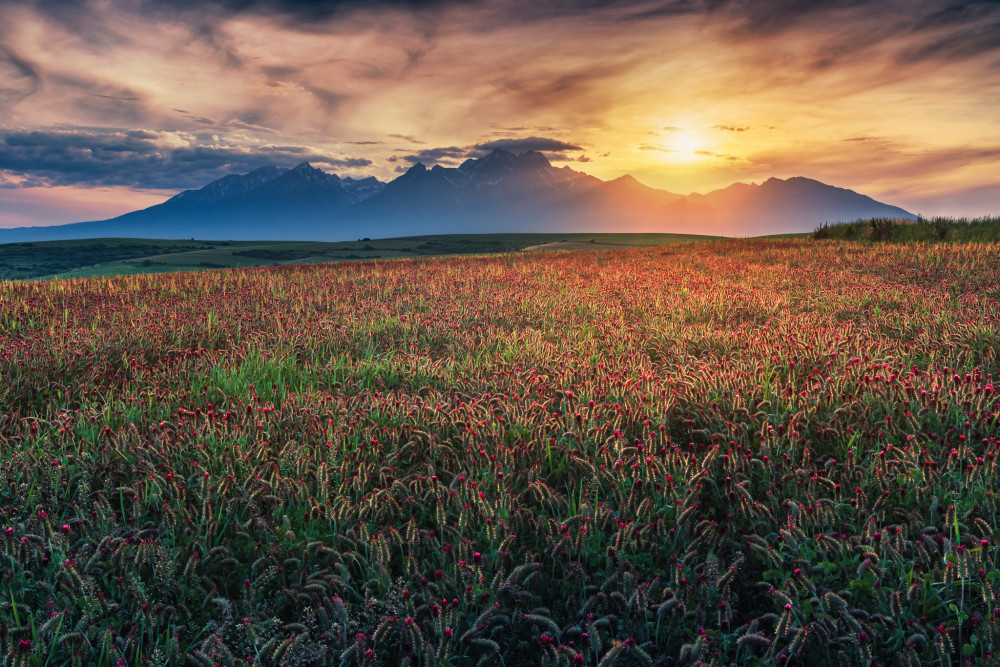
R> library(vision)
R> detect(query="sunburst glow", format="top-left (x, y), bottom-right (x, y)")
top-left (668, 130), bottom-right (705, 162)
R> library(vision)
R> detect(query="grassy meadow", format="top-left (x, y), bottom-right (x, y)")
top-left (1, 239), bottom-right (999, 665)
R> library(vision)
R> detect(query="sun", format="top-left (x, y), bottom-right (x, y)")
top-left (669, 130), bottom-right (704, 161)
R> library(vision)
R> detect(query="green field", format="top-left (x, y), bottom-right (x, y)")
top-left (0, 233), bottom-right (719, 280)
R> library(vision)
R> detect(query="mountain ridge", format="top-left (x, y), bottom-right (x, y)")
top-left (0, 149), bottom-right (915, 242)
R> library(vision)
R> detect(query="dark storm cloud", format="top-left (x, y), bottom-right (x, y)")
top-left (0, 129), bottom-right (371, 189)
top-left (730, 0), bottom-right (1000, 62)
top-left (15, 0), bottom-right (1000, 51)
top-left (167, 0), bottom-right (455, 20)
top-left (473, 137), bottom-right (583, 153)
top-left (135, 0), bottom-right (693, 25)
top-left (711, 0), bottom-right (880, 35)
top-left (16, 0), bottom-right (459, 29)
top-left (398, 146), bottom-right (466, 164)
top-left (910, 0), bottom-right (1000, 31)
top-left (390, 136), bottom-right (585, 166)
top-left (275, 0), bottom-right (1000, 48)
top-left (14, 0), bottom-right (875, 41)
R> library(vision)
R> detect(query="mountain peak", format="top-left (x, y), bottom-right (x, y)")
top-left (608, 174), bottom-right (650, 189)
top-left (167, 165), bottom-right (288, 206)
top-left (762, 176), bottom-right (825, 188)
top-left (278, 161), bottom-right (341, 185)
top-left (456, 147), bottom-right (548, 178)
top-left (484, 147), bottom-right (515, 160)
top-left (403, 162), bottom-right (427, 175)
top-left (515, 149), bottom-right (552, 169)
top-left (248, 165), bottom-right (286, 178)
top-left (290, 161), bottom-right (326, 174)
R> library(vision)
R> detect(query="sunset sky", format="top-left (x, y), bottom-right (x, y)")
top-left (0, 0), bottom-right (998, 227)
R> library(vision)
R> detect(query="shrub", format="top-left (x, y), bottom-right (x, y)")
top-left (870, 217), bottom-right (896, 241)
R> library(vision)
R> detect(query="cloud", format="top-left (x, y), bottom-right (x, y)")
top-left (694, 149), bottom-right (747, 162)
top-left (1, 0), bottom-right (999, 221)
top-left (398, 145), bottom-right (467, 165)
top-left (842, 135), bottom-right (901, 152)
top-left (897, 20), bottom-right (1000, 64)
top-left (387, 136), bottom-right (586, 167)
top-left (473, 137), bottom-right (583, 153)
top-left (0, 46), bottom-right (42, 100)
top-left (637, 144), bottom-right (675, 152)
top-left (143, 0), bottom-right (458, 22)
top-left (546, 153), bottom-right (593, 163)
top-left (715, 0), bottom-right (880, 35)
top-left (88, 0), bottom-right (706, 31)
top-left (491, 59), bottom-right (640, 118)
top-left (0, 128), bottom-right (371, 189)
top-left (173, 109), bottom-right (217, 125)
top-left (300, 83), bottom-right (348, 111)
top-left (909, 1), bottom-right (1000, 32)
top-left (328, 156), bottom-right (374, 167)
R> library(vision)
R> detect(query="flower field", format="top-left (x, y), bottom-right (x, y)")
top-left (1, 239), bottom-right (999, 666)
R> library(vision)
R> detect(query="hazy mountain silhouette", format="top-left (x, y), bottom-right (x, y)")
top-left (0, 149), bottom-right (914, 241)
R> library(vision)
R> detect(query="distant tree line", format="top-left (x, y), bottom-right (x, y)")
top-left (813, 215), bottom-right (1000, 243)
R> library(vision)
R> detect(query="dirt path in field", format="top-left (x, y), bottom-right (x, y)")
top-left (521, 241), bottom-right (628, 252)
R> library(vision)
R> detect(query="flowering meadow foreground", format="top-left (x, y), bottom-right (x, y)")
top-left (1, 240), bottom-right (999, 667)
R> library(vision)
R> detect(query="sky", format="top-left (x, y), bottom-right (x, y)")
top-left (0, 0), bottom-right (998, 227)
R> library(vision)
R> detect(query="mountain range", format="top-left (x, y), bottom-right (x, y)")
top-left (0, 149), bottom-right (915, 241)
